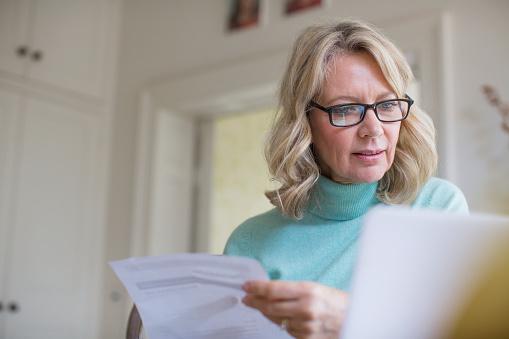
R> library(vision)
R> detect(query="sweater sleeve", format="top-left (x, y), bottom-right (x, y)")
top-left (413, 177), bottom-right (469, 214)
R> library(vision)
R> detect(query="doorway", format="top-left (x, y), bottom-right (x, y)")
top-left (208, 108), bottom-right (276, 254)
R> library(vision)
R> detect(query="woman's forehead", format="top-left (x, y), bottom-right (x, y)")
top-left (320, 53), bottom-right (395, 103)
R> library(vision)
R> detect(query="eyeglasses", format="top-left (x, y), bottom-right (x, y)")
top-left (308, 94), bottom-right (414, 127)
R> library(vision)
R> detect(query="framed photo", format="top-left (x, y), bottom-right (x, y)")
top-left (228, 0), bottom-right (260, 31)
top-left (285, 0), bottom-right (323, 15)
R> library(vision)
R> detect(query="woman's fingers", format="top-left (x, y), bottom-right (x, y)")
top-left (243, 280), bottom-right (316, 300)
top-left (285, 319), bottom-right (320, 338)
top-left (242, 294), bottom-right (301, 317)
top-left (243, 280), bottom-right (326, 320)
top-left (264, 314), bottom-right (286, 327)
top-left (242, 280), bottom-right (348, 338)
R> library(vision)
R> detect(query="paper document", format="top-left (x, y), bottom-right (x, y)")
top-left (110, 253), bottom-right (292, 339)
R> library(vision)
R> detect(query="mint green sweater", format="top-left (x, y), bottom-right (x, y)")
top-left (223, 176), bottom-right (468, 291)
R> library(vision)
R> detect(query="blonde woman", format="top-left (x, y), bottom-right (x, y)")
top-left (224, 20), bottom-right (468, 338)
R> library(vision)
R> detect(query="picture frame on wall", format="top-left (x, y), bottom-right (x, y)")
top-left (285, 0), bottom-right (323, 15)
top-left (228, 0), bottom-right (260, 31)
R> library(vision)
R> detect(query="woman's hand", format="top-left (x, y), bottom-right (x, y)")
top-left (242, 280), bottom-right (348, 339)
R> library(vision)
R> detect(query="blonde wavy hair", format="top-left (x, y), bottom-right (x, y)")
top-left (265, 19), bottom-right (437, 219)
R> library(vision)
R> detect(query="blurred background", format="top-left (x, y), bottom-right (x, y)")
top-left (0, 0), bottom-right (508, 338)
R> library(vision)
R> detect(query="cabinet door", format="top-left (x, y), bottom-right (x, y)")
top-left (2, 96), bottom-right (106, 339)
top-left (0, 0), bottom-right (31, 77)
top-left (28, 0), bottom-right (115, 99)
top-left (0, 88), bottom-right (22, 336)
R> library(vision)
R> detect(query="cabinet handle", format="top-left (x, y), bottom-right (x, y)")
top-left (31, 50), bottom-right (43, 62)
top-left (16, 46), bottom-right (29, 58)
top-left (0, 301), bottom-right (3, 312)
top-left (7, 302), bottom-right (19, 313)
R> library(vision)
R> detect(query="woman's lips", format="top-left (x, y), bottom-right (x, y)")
top-left (352, 150), bottom-right (385, 163)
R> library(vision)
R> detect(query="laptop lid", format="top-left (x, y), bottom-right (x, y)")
top-left (341, 207), bottom-right (509, 339)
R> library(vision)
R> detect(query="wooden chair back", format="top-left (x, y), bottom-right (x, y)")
top-left (126, 305), bottom-right (143, 339)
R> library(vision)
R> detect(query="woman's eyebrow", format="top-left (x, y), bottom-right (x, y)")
top-left (327, 92), bottom-right (396, 105)
top-left (324, 95), bottom-right (362, 106)
top-left (376, 92), bottom-right (397, 100)
top-left (329, 95), bottom-right (359, 103)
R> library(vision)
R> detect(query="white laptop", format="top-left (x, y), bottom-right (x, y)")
top-left (340, 206), bottom-right (509, 339)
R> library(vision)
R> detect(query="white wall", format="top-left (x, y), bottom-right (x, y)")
top-left (450, 0), bottom-right (509, 213)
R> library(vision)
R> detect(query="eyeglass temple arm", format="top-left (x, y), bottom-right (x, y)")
top-left (404, 94), bottom-right (414, 104)
top-left (309, 100), bottom-right (328, 112)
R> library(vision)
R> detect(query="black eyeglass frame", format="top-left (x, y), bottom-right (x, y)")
top-left (308, 94), bottom-right (414, 127)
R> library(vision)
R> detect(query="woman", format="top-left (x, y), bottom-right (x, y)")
top-left (224, 20), bottom-right (468, 338)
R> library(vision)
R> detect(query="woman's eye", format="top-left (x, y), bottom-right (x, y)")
top-left (379, 102), bottom-right (398, 110)
top-left (337, 105), bottom-right (361, 114)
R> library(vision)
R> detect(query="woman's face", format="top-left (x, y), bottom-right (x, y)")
top-left (309, 52), bottom-right (401, 183)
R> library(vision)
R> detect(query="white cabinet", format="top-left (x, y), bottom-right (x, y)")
top-left (0, 0), bottom-right (120, 338)
top-left (0, 0), bottom-right (116, 100)
top-left (0, 89), bottom-right (107, 339)
top-left (0, 0), bottom-right (31, 77)
top-left (0, 91), bottom-right (21, 334)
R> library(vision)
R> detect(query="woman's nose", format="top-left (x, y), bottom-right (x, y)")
top-left (358, 108), bottom-right (383, 138)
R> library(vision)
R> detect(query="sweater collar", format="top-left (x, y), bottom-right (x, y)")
top-left (307, 175), bottom-right (380, 221)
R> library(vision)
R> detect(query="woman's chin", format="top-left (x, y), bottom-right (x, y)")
top-left (351, 168), bottom-right (387, 183)
top-left (327, 163), bottom-right (389, 184)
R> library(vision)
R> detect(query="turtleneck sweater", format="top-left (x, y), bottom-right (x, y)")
top-left (223, 176), bottom-right (468, 291)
